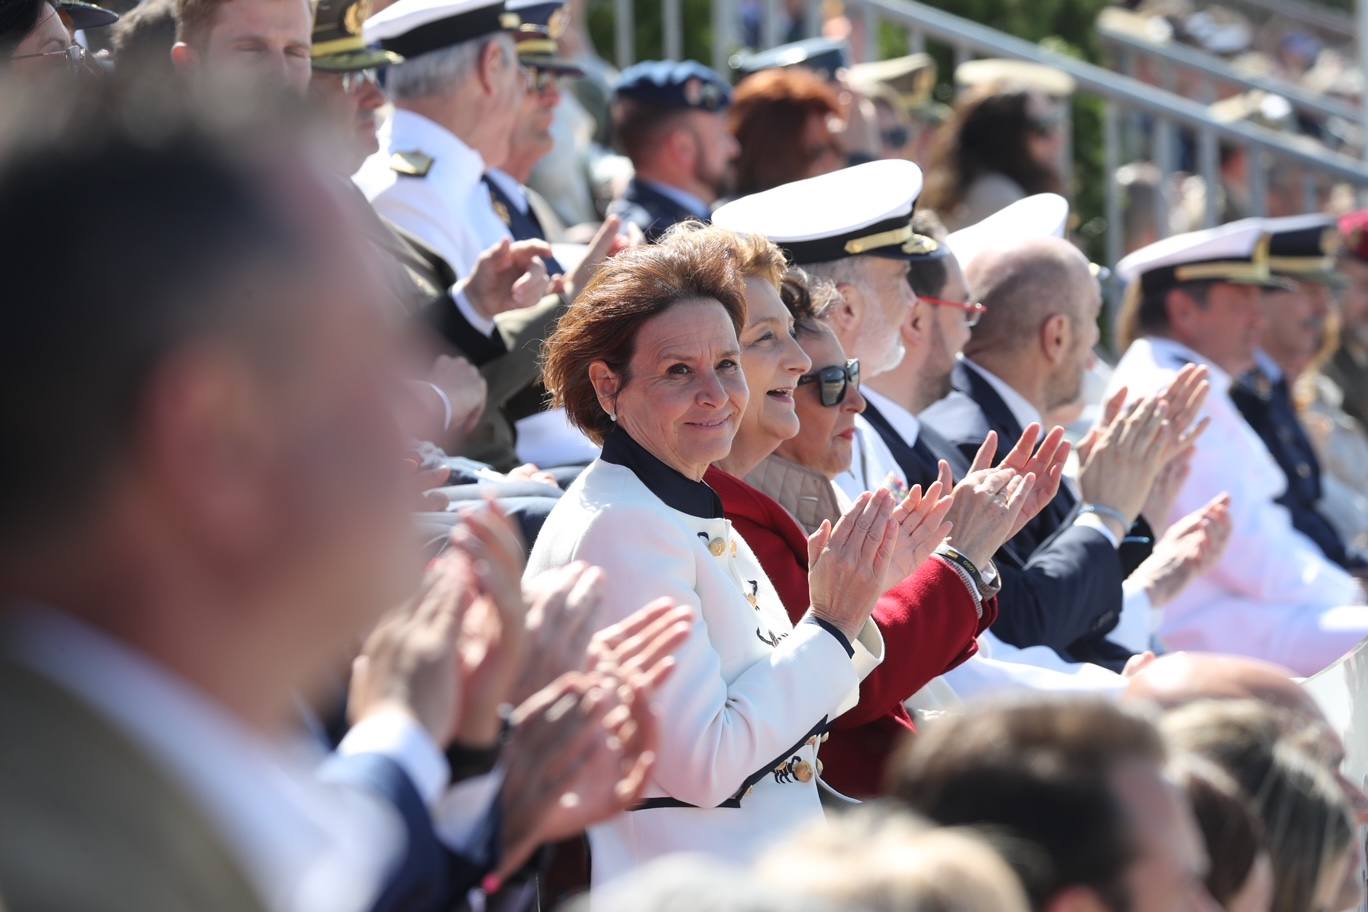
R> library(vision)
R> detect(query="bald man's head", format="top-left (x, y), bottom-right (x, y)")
top-left (1124, 652), bottom-right (1315, 716)
top-left (963, 236), bottom-right (1095, 359)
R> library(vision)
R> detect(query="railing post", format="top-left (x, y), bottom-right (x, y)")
top-left (613, 0), bottom-right (634, 69)
top-left (1198, 127), bottom-right (1219, 228)
top-left (862, 5), bottom-right (879, 63)
top-left (1151, 117), bottom-right (1174, 239)
top-left (711, 0), bottom-right (732, 71)
top-left (1104, 100), bottom-right (1123, 338)
top-left (804, 0), bottom-right (821, 39)
top-left (663, 0), bottom-right (682, 61)
top-left (1248, 145), bottom-right (1267, 216)
top-left (763, 0), bottom-right (782, 49)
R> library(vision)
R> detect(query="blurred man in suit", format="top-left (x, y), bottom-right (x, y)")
top-left (0, 89), bottom-right (422, 911)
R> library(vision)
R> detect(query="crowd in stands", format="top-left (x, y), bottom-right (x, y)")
top-left (5, 0), bottom-right (1368, 909)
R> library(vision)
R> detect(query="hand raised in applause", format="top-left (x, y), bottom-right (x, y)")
top-left (881, 480), bottom-right (954, 591)
top-left (940, 432), bottom-right (1036, 569)
top-left (806, 489), bottom-right (899, 641)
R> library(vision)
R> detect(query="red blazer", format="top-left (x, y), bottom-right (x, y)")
top-left (705, 466), bottom-right (997, 798)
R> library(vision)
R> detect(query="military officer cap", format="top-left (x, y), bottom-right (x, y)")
top-left (955, 58), bottom-right (1076, 98)
top-left (613, 59), bottom-right (732, 112)
top-left (713, 159), bottom-right (937, 264)
top-left (1263, 213), bottom-right (1345, 286)
top-left (313, 0), bottom-right (401, 72)
top-left (58, 0), bottom-right (117, 30)
top-left (506, 0), bottom-right (581, 76)
top-left (846, 53), bottom-right (936, 109)
top-left (730, 37), bottom-right (849, 82)
top-left (1340, 211), bottom-right (1368, 264)
top-left (364, 0), bottom-right (518, 62)
top-left (1117, 218), bottom-right (1289, 298)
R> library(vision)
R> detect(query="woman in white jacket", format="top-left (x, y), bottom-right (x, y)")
top-left (528, 226), bottom-right (898, 884)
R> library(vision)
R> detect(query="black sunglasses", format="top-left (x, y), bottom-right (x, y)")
top-left (797, 359), bottom-right (860, 407)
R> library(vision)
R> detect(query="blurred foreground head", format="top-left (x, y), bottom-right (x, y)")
top-left (0, 81), bottom-right (418, 732)
top-left (888, 697), bottom-right (1218, 912)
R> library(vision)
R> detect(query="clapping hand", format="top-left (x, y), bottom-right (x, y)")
top-left (1126, 493), bottom-right (1233, 609)
top-left (446, 500), bottom-right (529, 746)
top-left (347, 546), bottom-right (475, 747)
top-left (553, 215), bottom-right (636, 303)
top-left (491, 598), bottom-right (692, 888)
top-left (881, 481), bottom-right (954, 591)
top-left (807, 490), bottom-right (899, 641)
top-left (993, 423), bottom-right (1071, 539)
top-left (1076, 393), bottom-right (1173, 536)
top-left (511, 562), bottom-right (604, 705)
top-left (941, 435), bottom-right (1036, 568)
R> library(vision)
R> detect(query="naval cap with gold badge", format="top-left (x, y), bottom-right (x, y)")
top-left (1116, 218), bottom-right (1290, 299)
top-left (945, 192), bottom-right (1111, 282)
top-left (506, 0), bottom-right (581, 76)
top-left (1263, 213), bottom-right (1345, 286)
top-left (712, 159), bottom-right (937, 264)
top-left (312, 0), bottom-right (401, 72)
top-left (363, 0), bottom-right (519, 62)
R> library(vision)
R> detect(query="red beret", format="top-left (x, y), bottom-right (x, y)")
top-left (1339, 210), bottom-right (1368, 263)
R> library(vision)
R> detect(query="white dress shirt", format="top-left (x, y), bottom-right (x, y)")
top-left (1109, 336), bottom-right (1368, 675)
top-left (355, 109), bottom-right (511, 284)
top-left (836, 413), bottom-right (908, 501)
top-left (12, 608), bottom-right (401, 912)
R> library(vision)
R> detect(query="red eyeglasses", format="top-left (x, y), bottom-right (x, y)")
top-left (920, 295), bottom-right (987, 328)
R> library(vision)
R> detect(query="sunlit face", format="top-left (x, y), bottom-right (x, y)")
top-left (1178, 283), bottom-right (1265, 378)
top-left (483, 36), bottom-right (527, 169)
top-left (1119, 765), bottom-right (1222, 912)
top-left (849, 256), bottom-right (916, 378)
top-left (600, 298), bottom-right (748, 481)
top-left (1047, 263), bottom-right (1102, 412)
top-left (734, 276), bottom-right (811, 454)
top-left (1259, 279), bottom-right (1332, 372)
top-left (773, 325), bottom-right (865, 480)
top-left (309, 69), bottom-right (387, 170)
top-left (9, 4), bottom-right (74, 75)
top-left (200, 0), bottom-right (313, 93)
top-left (800, 111), bottom-right (845, 180)
top-left (685, 109), bottom-right (740, 201)
top-left (506, 65), bottom-right (560, 169)
top-left (919, 255), bottom-right (973, 402)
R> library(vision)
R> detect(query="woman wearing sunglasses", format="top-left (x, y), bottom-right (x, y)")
top-left (708, 260), bottom-right (1031, 798)
top-left (528, 224), bottom-right (900, 884)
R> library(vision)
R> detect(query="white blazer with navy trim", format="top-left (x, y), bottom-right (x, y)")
top-left (524, 428), bottom-right (884, 884)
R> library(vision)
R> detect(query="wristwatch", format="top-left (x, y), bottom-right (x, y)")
top-left (936, 545), bottom-right (1002, 601)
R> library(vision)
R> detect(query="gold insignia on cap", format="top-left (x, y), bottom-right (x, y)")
top-left (390, 150), bottom-right (433, 177)
top-left (343, 0), bottom-right (369, 36)
top-left (500, 11), bottom-right (521, 29)
top-left (547, 6), bottom-right (567, 38)
top-left (902, 233), bottom-right (939, 255)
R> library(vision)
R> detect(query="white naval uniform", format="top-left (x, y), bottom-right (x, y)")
top-left (1108, 336), bottom-right (1368, 675)
top-left (525, 434), bottom-right (884, 885)
top-left (353, 109), bottom-right (512, 280)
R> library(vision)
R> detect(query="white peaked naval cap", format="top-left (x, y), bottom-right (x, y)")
top-left (712, 160), bottom-right (939, 264)
top-left (945, 193), bottom-right (1069, 276)
top-left (1116, 217), bottom-right (1281, 295)
top-left (364, 0), bottom-right (515, 60)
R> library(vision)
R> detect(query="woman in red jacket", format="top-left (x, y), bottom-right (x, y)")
top-left (701, 231), bottom-right (1032, 797)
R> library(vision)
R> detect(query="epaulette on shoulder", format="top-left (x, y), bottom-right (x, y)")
top-left (390, 151), bottom-right (434, 178)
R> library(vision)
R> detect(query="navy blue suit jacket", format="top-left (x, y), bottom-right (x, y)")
top-left (607, 178), bottom-right (708, 243)
top-left (319, 753), bottom-right (498, 912)
top-left (1230, 369), bottom-right (1366, 571)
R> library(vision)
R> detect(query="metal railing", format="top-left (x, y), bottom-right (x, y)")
top-left (611, 0), bottom-right (1368, 335)
top-left (1095, 11), bottom-right (1360, 125)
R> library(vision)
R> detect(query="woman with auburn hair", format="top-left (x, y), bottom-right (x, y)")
top-left (729, 67), bottom-right (847, 196)
top-left (529, 223), bottom-right (899, 883)
top-left (696, 234), bottom-right (1026, 797)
